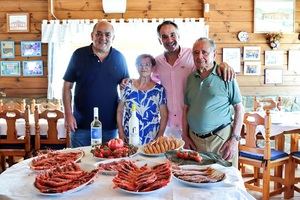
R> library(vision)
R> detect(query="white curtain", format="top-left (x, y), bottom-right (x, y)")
top-left (41, 18), bottom-right (208, 99)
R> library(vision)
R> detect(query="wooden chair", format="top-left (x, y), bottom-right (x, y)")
top-left (30, 99), bottom-right (62, 114)
top-left (285, 135), bottom-right (300, 199)
top-left (0, 106), bottom-right (31, 171)
top-left (34, 105), bottom-right (69, 152)
top-left (0, 99), bottom-right (26, 112)
top-left (238, 110), bottom-right (289, 200)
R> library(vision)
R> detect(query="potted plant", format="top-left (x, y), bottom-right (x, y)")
top-left (266, 32), bottom-right (283, 49)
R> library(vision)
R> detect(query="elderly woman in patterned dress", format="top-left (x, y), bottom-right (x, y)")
top-left (117, 54), bottom-right (168, 145)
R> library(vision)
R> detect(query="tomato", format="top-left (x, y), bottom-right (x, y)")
top-left (102, 147), bottom-right (112, 157)
top-left (107, 138), bottom-right (124, 150)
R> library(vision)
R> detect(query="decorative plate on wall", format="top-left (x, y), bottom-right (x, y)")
top-left (238, 31), bottom-right (249, 42)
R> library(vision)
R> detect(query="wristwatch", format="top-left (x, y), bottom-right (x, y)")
top-left (231, 135), bottom-right (242, 141)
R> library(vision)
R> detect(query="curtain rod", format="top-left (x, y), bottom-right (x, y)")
top-left (42, 18), bottom-right (204, 24)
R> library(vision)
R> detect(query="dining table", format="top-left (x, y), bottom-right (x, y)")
top-left (0, 147), bottom-right (255, 200)
top-left (0, 114), bottom-right (65, 138)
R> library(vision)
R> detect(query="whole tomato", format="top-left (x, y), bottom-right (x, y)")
top-left (107, 138), bottom-right (124, 150)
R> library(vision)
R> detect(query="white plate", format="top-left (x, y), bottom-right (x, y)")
top-left (140, 140), bottom-right (185, 157)
top-left (115, 160), bottom-right (170, 194)
top-left (172, 165), bottom-right (225, 187)
top-left (34, 172), bottom-right (96, 196)
top-left (29, 149), bottom-right (84, 172)
top-left (95, 157), bottom-right (143, 175)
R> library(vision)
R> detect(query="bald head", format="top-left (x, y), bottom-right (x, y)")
top-left (91, 21), bottom-right (115, 53)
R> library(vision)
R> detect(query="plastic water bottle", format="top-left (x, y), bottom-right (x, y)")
top-left (90, 107), bottom-right (102, 146)
top-left (128, 104), bottom-right (140, 146)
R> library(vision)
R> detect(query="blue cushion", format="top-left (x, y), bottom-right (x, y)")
top-left (291, 151), bottom-right (300, 158)
top-left (239, 149), bottom-right (288, 161)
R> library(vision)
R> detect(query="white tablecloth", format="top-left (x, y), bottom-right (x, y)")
top-left (0, 147), bottom-right (255, 200)
top-left (0, 115), bottom-right (65, 138)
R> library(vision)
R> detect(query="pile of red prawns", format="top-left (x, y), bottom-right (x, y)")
top-left (30, 150), bottom-right (83, 171)
top-left (112, 161), bottom-right (171, 192)
top-left (34, 162), bottom-right (98, 193)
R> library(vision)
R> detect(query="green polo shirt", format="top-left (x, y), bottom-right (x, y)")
top-left (184, 63), bottom-right (242, 134)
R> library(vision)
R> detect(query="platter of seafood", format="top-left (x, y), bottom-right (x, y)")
top-left (96, 158), bottom-right (142, 175)
top-left (34, 162), bottom-right (99, 195)
top-left (140, 136), bottom-right (185, 157)
top-left (29, 149), bottom-right (84, 171)
top-left (112, 161), bottom-right (172, 194)
top-left (91, 138), bottom-right (138, 160)
top-left (172, 165), bottom-right (225, 187)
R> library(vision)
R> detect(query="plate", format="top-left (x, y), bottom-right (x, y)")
top-left (34, 173), bottom-right (95, 196)
top-left (34, 162), bottom-right (98, 195)
top-left (238, 31), bottom-right (249, 42)
top-left (95, 157), bottom-right (143, 175)
top-left (113, 161), bottom-right (171, 193)
top-left (29, 149), bottom-right (84, 171)
top-left (172, 165), bottom-right (225, 187)
top-left (140, 139), bottom-right (185, 157)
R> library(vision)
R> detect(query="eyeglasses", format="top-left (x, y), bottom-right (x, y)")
top-left (137, 63), bottom-right (152, 68)
top-left (94, 31), bottom-right (112, 38)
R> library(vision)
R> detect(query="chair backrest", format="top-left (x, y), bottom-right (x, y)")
top-left (0, 106), bottom-right (31, 152)
top-left (240, 110), bottom-right (271, 160)
top-left (34, 105), bottom-right (69, 151)
top-left (253, 96), bottom-right (281, 111)
top-left (31, 99), bottom-right (62, 114)
top-left (0, 99), bottom-right (26, 112)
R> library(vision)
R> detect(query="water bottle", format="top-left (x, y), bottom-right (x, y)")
top-left (91, 107), bottom-right (102, 146)
top-left (128, 104), bottom-right (140, 146)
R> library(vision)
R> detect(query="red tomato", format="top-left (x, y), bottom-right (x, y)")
top-left (107, 138), bottom-right (124, 150)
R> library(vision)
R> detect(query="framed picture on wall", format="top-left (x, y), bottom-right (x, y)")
top-left (0, 61), bottom-right (21, 76)
top-left (0, 41), bottom-right (15, 59)
top-left (223, 48), bottom-right (241, 73)
top-left (288, 50), bottom-right (300, 73)
top-left (265, 50), bottom-right (284, 66)
top-left (254, 0), bottom-right (295, 33)
top-left (244, 61), bottom-right (261, 75)
top-left (243, 46), bottom-right (261, 61)
top-left (22, 60), bottom-right (43, 76)
top-left (21, 41), bottom-right (42, 57)
top-left (265, 68), bottom-right (283, 84)
top-left (6, 13), bottom-right (30, 32)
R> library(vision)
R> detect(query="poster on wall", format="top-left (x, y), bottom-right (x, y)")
top-left (22, 60), bottom-right (43, 76)
top-left (264, 68), bottom-right (283, 84)
top-left (0, 41), bottom-right (15, 58)
top-left (21, 41), bottom-right (42, 57)
top-left (254, 0), bottom-right (295, 33)
top-left (223, 48), bottom-right (241, 73)
top-left (265, 51), bottom-right (284, 66)
top-left (288, 50), bottom-right (300, 74)
top-left (0, 61), bottom-right (21, 76)
top-left (244, 61), bottom-right (261, 75)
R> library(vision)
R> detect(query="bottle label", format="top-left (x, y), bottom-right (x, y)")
top-left (91, 127), bottom-right (102, 139)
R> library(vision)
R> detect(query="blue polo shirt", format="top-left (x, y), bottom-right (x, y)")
top-left (63, 44), bottom-right (129, 130)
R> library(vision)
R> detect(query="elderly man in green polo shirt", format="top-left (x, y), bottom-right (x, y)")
top-left (182, 37), bottom-right (244, 167)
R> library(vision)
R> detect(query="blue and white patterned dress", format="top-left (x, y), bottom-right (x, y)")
top-left (121, 81), bottom-right (167, 145)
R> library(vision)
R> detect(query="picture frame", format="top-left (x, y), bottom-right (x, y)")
top-left (264, 68), bottom-right (283, 84)
top-left (265, 50), bottom-right (284, 66)
top-left (21, 41), bottom-right (42, 57)
top-left (22, 60), bottom-right (43, 76)
top-left (243, 46), bottom-right (261, 61)
top-left (222, 48), bottom-right (241, 73)
top-left (288, 50), bottom-right (300, 73)
top-left (244, 61), bottom-right (261, 75)
top-left (0, 61), bottom-right (21, 76)
top-left (254, 0), bottom-right (295, 33)
top-left (6, 13), bottom-right (30, 33)
top-left (0, 41), bottom-right (15, 59)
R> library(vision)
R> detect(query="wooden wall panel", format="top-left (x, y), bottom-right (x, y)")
top-left (0, 0), bottom-right (300, 97)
